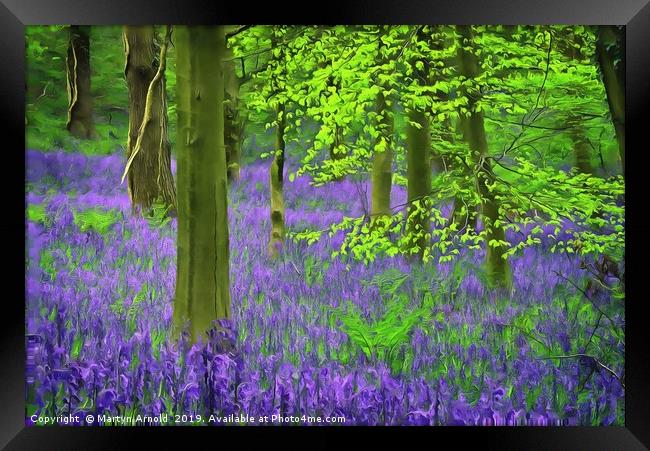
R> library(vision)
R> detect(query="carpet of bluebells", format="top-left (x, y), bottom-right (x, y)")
top-left (25, 149), bottom-right (625, 426)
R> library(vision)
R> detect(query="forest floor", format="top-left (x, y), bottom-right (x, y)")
top-left (25, 149), bottom-right (625, 426)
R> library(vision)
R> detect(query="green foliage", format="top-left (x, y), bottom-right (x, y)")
top-left (73, 208), bottom-right (121, 235)
top-left (39, 249), bottom-right (58, 281)
top-left (331, 268), bottom-right (436, 375)
top-left (26, 25), bottom-right (176, 155)
top-left (254, 24), bottom-right (624, 269)
top-left (301, 255), bottom-right (329, 287)
top-left (365, 267), bottom-right (409, 298)
top-left (70, 333), bottom-right (84, 359)
top-left (27, 203), bottom-right (53, 227)
top-left (145, 200), bottom-right (173, 229)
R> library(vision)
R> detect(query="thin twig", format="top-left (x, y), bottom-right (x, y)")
top-left (537, 353), bottom-right (624, 389)
top-left (225, 25), bottom-right (253, 40)
top-left (551, 270), bottom-right (623, 342)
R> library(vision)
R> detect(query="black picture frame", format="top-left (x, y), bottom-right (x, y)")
top-left (3, 0), bottom-right (649, 449)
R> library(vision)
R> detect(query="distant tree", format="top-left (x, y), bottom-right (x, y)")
top-left (456, 25), bottom-right (511, 286)
top-left (404, 27), bottom-right (434, 262)
top-left (173, 25), bottom-right (230, 343)
top-left (596, 25), bottom-right (625, 174)
top-left (121, 26), bottom-right (176, 213)
top-left (370, 27), bottom-right (394, 221)
top-left (65, 25), bottom-right (96, 139)
top-left (558, 28), bottom-right (594, 175)
top-left (266, 29), bottom-right (290, 258)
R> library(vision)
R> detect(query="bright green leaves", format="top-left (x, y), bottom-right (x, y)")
top-left (331, 275), bottom-right (435, 375)
top-left (73, 208), bottom-right (121, 235)
top-left (230, 25), bottom-right (623, 270)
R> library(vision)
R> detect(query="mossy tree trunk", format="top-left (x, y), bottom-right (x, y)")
top-left (404, 29), bottom-right (436, 262)
top-left (224, 44), bottom-right (242, 182)
top-left (596, 25), bottom-right (625, 174)
top-left (573, 128), bottom-right (594, 175)
top-left (562, 29), bottom-right (594, 175)
top-left (173, 26), bottom-right (230, 343)
top-left (370, 98), bottom-right (393, 218)
top-left (457, 25), bottom-right (510, 287)
top-left (370, 34), bottom-right (393, 220)
top-left (65, 25), bottom-right (96, 139)
top-left (122, 26), bottom-right (176, 213)
top-left (406, 109), bottom-right (432, 261)
top-left (268, 103), bottom-right (286, 258)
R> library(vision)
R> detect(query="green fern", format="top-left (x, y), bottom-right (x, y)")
top-left (27, 203), bottom-right (53, 227)
top-left (145, 200), bottom-right (173, 229)
top-left (367, 268), bottom-right (410, 298)
top-left (332, 291), bottom-right (435, 375)
top-left (73, 208), bottom-right (120, 235)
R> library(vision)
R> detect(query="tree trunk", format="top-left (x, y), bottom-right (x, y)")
top-left (572, 126), bottom-right (593, 175)
top-left (406, 108), bottom-right (432, 261)
top-left (122, 26), bottom-right (176, 213)
top-left (596, 25), bottom-right (625, 174)
top-left (447, 117), bottom-right (477, 230)
top-left (370, 34), bottom-right (393, 220)
top-left (224, 44), bottom-right (242, 182)
top-left (561, 28), bottom-right (595, 175)
top-left (329, 125), bottom-right (344, 161)
top-left (65, 25), bottom-right (95, 139)
top-left (370, 123), bottom-right (393, 218)
top-left (327, 69), bottom-right (345, 180)
top-left (173, 26), bottom-right (230, 343)
top-left (457, 25), bottom-right (510, 287)
top-left (268, 103), bottom-right (286, 258)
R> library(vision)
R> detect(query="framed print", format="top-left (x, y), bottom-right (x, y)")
top-left (2, 0), bottom-right (649, 448)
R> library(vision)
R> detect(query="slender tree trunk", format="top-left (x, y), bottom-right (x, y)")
top-left (370, 120), bottom-right (393, 218)
top-left (447, 118), bottom-right (477, 230)
top-left (329, 125), bottom-right (344, 161)
top-left (596, 25), bottom-right (625, 174)
top-left (457, 25), bottom-right (510, 287)
top-left (325, 63), bottom-right (345, 163)
top-left (370, 34), bottom-right (393, 220)
top-left (122, 26), bottom-right (176, 213)
top-left (224, 45), bottom-right (242, 182)
top-left (560, 28), bottom-right (595, 175)
top-left (406, 108), bottom-right (432, 261)
top-left (572, 126), bottom-right (593, 175)
top-left (268, 103), bottom-right (286, 258)
top-left (173, 26), bottom-right (230, 343)
top-left (65, 25), bottom-right (95, 139)
top-left (327, 69), bottom-right (345, 181)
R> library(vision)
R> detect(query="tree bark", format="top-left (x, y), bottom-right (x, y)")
top-left (561, 28), bottom-right (595, 175)
top-left (370, 35), bottom-right (393, 220)
top-left (572, 127), bottom-right (594, 175)
top-left (173, 26), bottom-right (231, 343)
top-left (370, 112), bottom-right (393, 218)
top-left (406, 108), bottom-right (432, 261)
top-left (65, 25), bottom-right (96, 139)
top-left (404, 27), bottom-right (437, 262)
top-left (268, 103), bottom-right (286, 258)
top-left (122, 26), bottom-right (176, 213)
top-left (457, 25), bottom-right (510, 287)
top-left (596, 25), bottom-right (625, 174)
